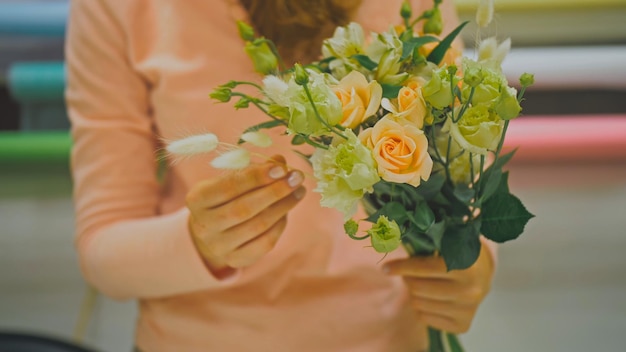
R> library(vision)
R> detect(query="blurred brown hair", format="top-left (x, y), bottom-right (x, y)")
top-left (239, 0), bottom-right (362, 63)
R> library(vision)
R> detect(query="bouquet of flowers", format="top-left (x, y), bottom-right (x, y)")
top-left (167, 0), bottom-right (534, 350)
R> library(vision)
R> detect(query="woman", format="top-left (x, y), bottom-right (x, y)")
top-left (65, 0), bottom-right (495, 351)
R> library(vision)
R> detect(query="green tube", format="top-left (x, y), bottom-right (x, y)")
top-left (0, 131), bottom-right (71, 166)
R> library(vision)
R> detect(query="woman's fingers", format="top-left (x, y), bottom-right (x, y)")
top-left (214, 186), bottom-right (306, 253)
top-left (186, 156), bottom-right (289, 210)
top-left (212, 170), bottom-right (304, 230)
top-left (384, 256), bottom-right (450, 279)
top-left (225, 216), bottom-right (288, 268)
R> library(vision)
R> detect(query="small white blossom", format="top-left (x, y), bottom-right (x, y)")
top-left (476, 0), bottom-right (494, 28)
top-left (166, 133), bottom-right (219, 156)
top-left (241, 131), bottom-right (273, 147)
top-left (210, 148), bottom-right (251, 169)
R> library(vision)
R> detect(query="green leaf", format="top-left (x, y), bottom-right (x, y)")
top-left (381, 84), bottom-right (403, 99)
top-left (492, 148), bottom-right (517, 171)
top-left (291, 134), bottom-right (306, 145)
top-left (427, 220), bottom-right (446, 251)
top-left (427, 21), bottom-right (469, 65)
top-left (478, 167), bottom-right (502, 203)
top-left (401, 36), bottom-right (439, 60)
top-left (241, 119), bottom-right (284, 134)
top-left (402, 228), bottom-right (437, 256)
top-left (481, 192), bottom-right (534, 243)
top-left (415, 172), bottom-right (446, 200)
top-left (441, 220), bottom-right (481, 271)
top-left (478, 149), bottom-right (516, 197)
top-left (366, 201), bottom-right (407, 224)
top-left (447, 333), bottom-right (465, 352)
top-left (408, 202), bottom-right (435, 231)
top-left (452, 183), bottom-right (475, 204)
top-left (351, 54), bottom-right (378, 71)
top-left (442, 184), bottom-right (473, 217)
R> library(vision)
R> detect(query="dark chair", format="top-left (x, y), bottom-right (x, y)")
top-left (0, 332), bottom-right (98, 352)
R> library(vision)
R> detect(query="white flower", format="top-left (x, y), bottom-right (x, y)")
top-left (311, 130), bottom-right (380, 219)
top-left (241, 131), bottom-right (273, 147)
top-left (262, 75), bottom-right (290, 106)
top-left (166, 133), bottom-right (219, 156)
top-left (210, 148), bottom-right (251, 169)
top-left (478, 37), bottom-right (511, 69)
top-left (365, 29), bottom-right (407, 84)
top-left (322, 22), bottom-right (366, 59)
top-left (322, 22), bottom-right (367, 79)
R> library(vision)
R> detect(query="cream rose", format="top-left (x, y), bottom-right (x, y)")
top-left (381, 86), bottom-right (427, 129)
top-left (333, 71), bottom-right (383, 129)
top-left (359, 117), bottom-right (433, 187)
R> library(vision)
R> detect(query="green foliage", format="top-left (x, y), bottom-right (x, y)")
top-left (441, 220), bottom-right (481, 271)
top-left (381, 84), bottom-right (403, 99)
top-left (426, 21), bottom-right (468, 65)
top-left (481, 191), bottom-right (534, 243)
top-left (351, 54), bottom-right (378, 71)
top-left (401, 36), bottom-right (439, 60)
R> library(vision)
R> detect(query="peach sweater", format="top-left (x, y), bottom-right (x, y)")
top-left (66, 1), bottom-right (473, 351)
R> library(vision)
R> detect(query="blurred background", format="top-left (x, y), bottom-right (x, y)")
top-left (0, 0), bottom-right (625, 351)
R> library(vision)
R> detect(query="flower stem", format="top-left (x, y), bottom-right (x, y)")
top-left (455, 86), bottom-right (475, 123)
top-left (302, 84), bottom-right (348, 140)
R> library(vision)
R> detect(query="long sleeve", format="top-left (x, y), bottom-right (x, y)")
top-left (65, 0), bottom-right (236, 300)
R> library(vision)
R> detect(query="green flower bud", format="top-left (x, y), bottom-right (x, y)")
top-left (400, 1), bottom-right (412, 20)
top-left (221, 81), bottom-right (238, 89)
top-left (463, 66), bottom-right (484, 87)
top-left (209, 87), bottom-right (232, 103)
top-left (423, 8), bottom-right (443, 35)
top-left (293, 63), bottom-right (310, 86)
top-left (234, 98), bottom-right (250, 109)
top-left (344, 219), bottom-right (359, 237)
top-left (244, 39), bottom-right (278, 75)
top-left (495, 86), bottom-right (522, 120)
top-left (368, 216), bottom-right (402, 253)
top-left (447, 64), bottom-right (458, 77)
top-left (236, 21), bottom-right (255, 42)
top-left (520, 72), bottom-right (535, 87)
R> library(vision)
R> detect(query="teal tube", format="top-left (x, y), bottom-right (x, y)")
top-left (7, 62), bottom-right (66, 104)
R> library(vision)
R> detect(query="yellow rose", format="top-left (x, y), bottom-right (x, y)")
top-left (359, 116), bottom-right (433, 187)
top-left (449, 105), bottom-right (504, 155)
top-left (381, 86), bottom-right (427, 129)
top-left (332, 71), bottom-right (383, 129)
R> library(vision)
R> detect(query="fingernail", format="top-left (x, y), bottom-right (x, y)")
top-left (287, 171), bottom-right (303, 188)
top-left (294, 187), bottom-right (306, 200)
top-left (269, 166), bottom-right (286, 179)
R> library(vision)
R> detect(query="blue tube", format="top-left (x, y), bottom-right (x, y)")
top-left (0, 2), bottom-right (69, 37)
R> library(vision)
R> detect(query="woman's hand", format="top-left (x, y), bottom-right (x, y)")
top-left (186, 155), bottom-right (305, 277)
top-left (383, 239), bottom-right (495, 334)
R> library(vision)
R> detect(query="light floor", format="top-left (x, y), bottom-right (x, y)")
top-left (1, 163), bottom-right (625, 352)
